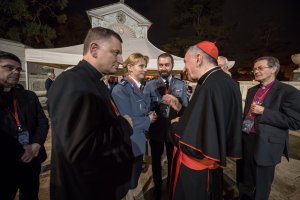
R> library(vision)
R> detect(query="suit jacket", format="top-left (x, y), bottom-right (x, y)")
top-left (0, 86), bottom-right (49, 164)
top-left (112, 78), bottom-right (151, 157)
top-left (45, 78), bottom-right (54, 91)
top-left (243, 80), bottom-right (300, 166)
top-left (47, 60), bottom-right (134, 200)
top-left (143, 76), bottom-right (188, 141)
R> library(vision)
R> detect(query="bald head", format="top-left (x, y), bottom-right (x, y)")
top-left (218, 56), bottom-right (231, 76)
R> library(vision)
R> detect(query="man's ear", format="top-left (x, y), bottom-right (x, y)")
top-left (271, 66), bottom-right (278, 75)
top-left (196, 53), bottom-right (203, 66)
top-left (90, 43), bottom-right (98, 58)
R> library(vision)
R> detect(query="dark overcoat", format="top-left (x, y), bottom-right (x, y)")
top-left (47, 60), bottom-right (134, 200)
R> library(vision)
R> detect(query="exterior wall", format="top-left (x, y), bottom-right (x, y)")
top-left (91, 14), bottom-right (148, 38)
top-left (292, 68), bottom-right (300, 81)
top-left (189, 81), bottom-right (300, 109)
top-left (239, 81), bottom-right (300, 109)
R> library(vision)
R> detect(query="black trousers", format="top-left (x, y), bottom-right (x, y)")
top-left (1, 161), bottom-right (41, 200)
top-left (149, 140), bottom-right (173, 188)
top-left (237, 133), bottom-right (276, 200)
top-left (172, 166), bottom-right (223, 200)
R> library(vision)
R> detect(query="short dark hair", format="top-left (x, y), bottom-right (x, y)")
top-left (0, 51), bottom-right (21, 65)
top-left (83, 27), bottom-right (123, 55)
top-left (254, 56), bottom-right (280, 75)
top-left (157, 53), bottom-right (174, 67)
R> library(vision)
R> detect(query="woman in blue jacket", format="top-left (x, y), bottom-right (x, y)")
top-left (112, 53), bottom-right (157, 199)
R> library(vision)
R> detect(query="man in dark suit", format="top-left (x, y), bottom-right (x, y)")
top-left (47, 27), bottom-right (134, 200)
top-left (237, 56), bottom-right (300, 200)
top-left (143, 53), bottom-right (188, 197)
top-left (44, 72), bottom-right (55, 92)
top-left (0, 51), bottom-right (49, 200)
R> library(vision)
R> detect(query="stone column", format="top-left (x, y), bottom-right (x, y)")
top-left (291, 54), bottom-right (300, 81)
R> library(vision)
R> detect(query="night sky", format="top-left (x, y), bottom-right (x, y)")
top-left (222, 0), bottom-right (300, 65)
top-left (65, 0), bottom-right (300, 67)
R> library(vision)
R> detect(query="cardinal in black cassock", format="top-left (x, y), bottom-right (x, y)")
top-left (167, 41), bottom-right (242, 200)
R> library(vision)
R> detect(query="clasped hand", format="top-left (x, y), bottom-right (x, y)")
top-left (20, 143), bottom-right (41, 163)
top-left (250, 103), bottom-right (264, 115)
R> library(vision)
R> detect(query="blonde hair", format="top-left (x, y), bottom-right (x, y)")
top-left (123, 53), bottom-right (149, 72)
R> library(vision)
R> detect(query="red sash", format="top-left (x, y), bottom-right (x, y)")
top-left (169, 146), bottom-right (220, 200)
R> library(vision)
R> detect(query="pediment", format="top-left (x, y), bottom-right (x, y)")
top-left (86, 2), bottom-right (151, 26)
top-left (86, 2), bottom-right (152, 39)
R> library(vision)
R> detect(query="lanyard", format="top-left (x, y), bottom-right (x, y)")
top-left (100, 78), bottom-right (120, 116)
top-left (128, 76), bottom-right (142, 92)
top-left (110, 99), bottom-right (120, 116)
top-left (10, 93), bottom-right (22, 131)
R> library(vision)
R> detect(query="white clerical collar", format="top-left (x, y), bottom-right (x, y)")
top-left (128, 75), bottom-right (141, 88)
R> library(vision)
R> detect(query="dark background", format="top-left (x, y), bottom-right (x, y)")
top-left (65, 1), bottom-right (300, 57)
top-left (65, 0), bottom-right (300, 80)
top-left (1, 0), bottom-right (300, 80)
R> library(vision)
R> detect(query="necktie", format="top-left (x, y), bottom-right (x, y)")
top-left (140, 84), bottom-right (144, 91)
top-left (165, 79), bottom-right (169, 90)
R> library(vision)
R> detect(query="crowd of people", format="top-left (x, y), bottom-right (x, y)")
top-left (1, 26), bottom-right (300, 200)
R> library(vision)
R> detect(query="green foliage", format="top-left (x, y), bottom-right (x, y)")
top-left (54, 13), bottom-right (91, 47)
top-left (171, 0), bottom-right (225, 39)
top-left (0, 0), bottom-right (68, 48)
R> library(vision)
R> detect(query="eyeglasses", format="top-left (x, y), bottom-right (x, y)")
top-left (252, 66), bottom-right (272, 72)
top-left (0, 64), bottom-right (22, 72)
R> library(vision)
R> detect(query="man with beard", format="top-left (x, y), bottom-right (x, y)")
top-left (162, 41), bottom-right (242, 200)
top-left (143, 53), bottom-right (188, 198)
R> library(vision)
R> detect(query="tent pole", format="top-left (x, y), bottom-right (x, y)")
top-left (25, 61), bottom-right (29, 89)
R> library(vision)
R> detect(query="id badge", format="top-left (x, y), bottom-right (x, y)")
top-left (18, 130), bottom-right (29, 145)
top-left (242, 118), bottom-right (254, 134)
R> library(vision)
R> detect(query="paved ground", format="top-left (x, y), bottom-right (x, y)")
top-left (288, 131), bottom-right (300, 160)
top-left (33, 129), bottom-right (300, 200)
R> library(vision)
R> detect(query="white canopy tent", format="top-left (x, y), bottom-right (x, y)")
top-left (25, 37), bottom-right (184, 71)
top-left (23, 1), bottom-right (186, 89)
